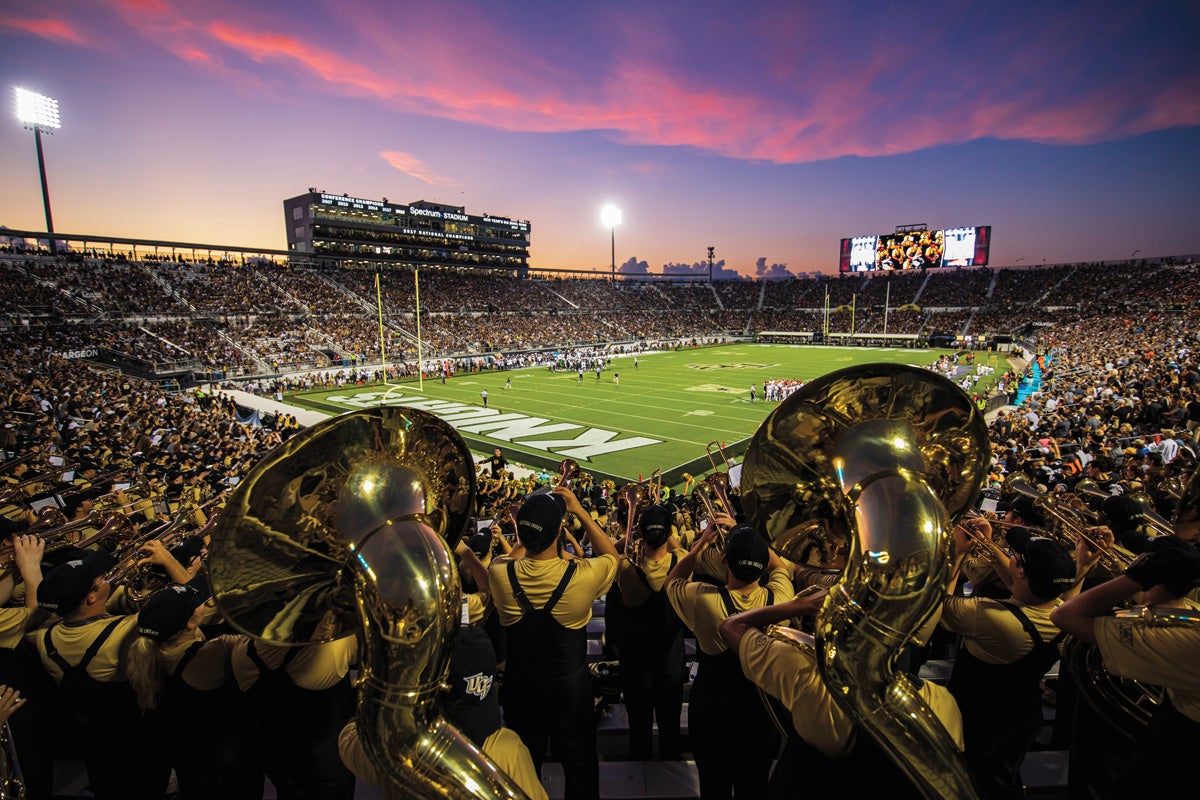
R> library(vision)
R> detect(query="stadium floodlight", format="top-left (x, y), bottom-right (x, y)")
top-left (14, 87), bottom-right (60, 235)
top-left (601, 204), bottom-right (621, 281)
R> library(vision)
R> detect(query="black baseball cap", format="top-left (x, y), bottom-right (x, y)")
top-left (1006, 528), bottom-right (1076, 600)
top-left (516, 492), bottom-right (565, 554)
top-left (442, 626), bottom-right (501, 746)
top-left (36, 550), bottom-right (117, 613)
top-left (724, 525), bottom-right (769, 582)
top-left (137, 584), bottom-right (205, 643)
top-left (639, 504), bottom-right (673, 548)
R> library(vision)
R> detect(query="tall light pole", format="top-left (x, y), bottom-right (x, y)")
top-left (14, 88), bottom-right (60, 236)
top-left (707, 246), bottom-right (715, 284)
top-left (601, 204), bottom-right (621, 282)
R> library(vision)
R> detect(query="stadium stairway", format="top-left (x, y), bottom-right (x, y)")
top-left (1014, 357), bottom-right (1045, 406)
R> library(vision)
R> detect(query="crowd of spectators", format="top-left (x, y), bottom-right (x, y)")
top-left (0, 243), bottom-right (1198, 800)
top-left (2, 254), bottom-right (1196, 381)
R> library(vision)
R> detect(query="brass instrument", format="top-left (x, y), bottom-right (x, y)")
top-left (1123, 491), bottom-right (1175, 537)
top-left (692, 481), bottom-right (730, 553)
top-left (0, 465), bottom-right (75, 503)
top-left (556, 459), bottom-right (580, 489)
top-left (100, 496), bottom-right (223, 601)
top-left (617, 482), bottom-right (651, 568)
top-left (648, 467), bottom-right (663, 503)
top-left (0, 510), bottom-right (101, 566)
top-left (206, 407), bottom-right (525, 798)
top-left (0, 452), bottom-right (38, 476)
top-left (1064, 465), bottom-right (1200, 739)
top-left (498, 500), bottom-right (521, 544)
top-left (26, 506), bottom-right (68, 533)
top-left (0, 510), bottom-right (137, 578)
top-left (741, 363), bottom-right (988, 800)
top-left (1005, 474), bottom-right (1134, 573)
top-left (1174, 465), bottom-right (1200, 542)
top-left (0, 720), bottom-right (24, 800)
top-left (1073, 478), bottom-right (1112, 510)
top-left (107, 510), bottom-right (220, 605)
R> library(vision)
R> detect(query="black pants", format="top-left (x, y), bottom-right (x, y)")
top-left (688, 670), bottom-right (776, 798)
top-left (620, 646), bottom-right (684, 760)
top-left (503, 674), bottom-right (598, 800)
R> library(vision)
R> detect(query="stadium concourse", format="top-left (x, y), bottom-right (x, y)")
top-left (2, 248), bottom-right (1198, 800)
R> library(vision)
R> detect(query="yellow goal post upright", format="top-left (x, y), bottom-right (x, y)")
top-left (415, 268), bottom-right (424, 391)
top-left (375, 270), bottom-right (389, 386)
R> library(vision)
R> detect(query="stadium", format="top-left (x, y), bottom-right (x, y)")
top-left (2, 4), bottom-right (1199, 800)
top-left (2, 216), bottom-right (1197, 799)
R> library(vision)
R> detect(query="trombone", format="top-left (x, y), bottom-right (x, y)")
top-left (103, 505), bottom-right (219, 606)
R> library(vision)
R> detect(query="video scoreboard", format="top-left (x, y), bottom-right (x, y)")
top-left (839, 226), bottom-right (991, 273)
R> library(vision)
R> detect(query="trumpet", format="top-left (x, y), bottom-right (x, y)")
top-left (692, 481), bottom-right (731, 553)
top-left (556, 459), bottom-right (580, 489)
top-left (617, 481), bottom-right (651, 568)
top-left (497, 499), bottom-right (521, 543)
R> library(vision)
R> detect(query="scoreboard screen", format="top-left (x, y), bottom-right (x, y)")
top-left (839, 226), bottom-right (990, 272)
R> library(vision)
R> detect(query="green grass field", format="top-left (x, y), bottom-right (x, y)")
top-left (287, 343), bottom-right (991, 488)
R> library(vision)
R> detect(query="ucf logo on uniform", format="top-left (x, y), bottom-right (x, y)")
top-left (462, 672), bottom-right (494, 700)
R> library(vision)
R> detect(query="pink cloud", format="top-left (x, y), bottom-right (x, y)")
top-left (0, 14), bottom-right (87, 45)
top-left (379, 151), bottom-right (455, 185)
top-left (84, 5), bottom-right (1200, 166)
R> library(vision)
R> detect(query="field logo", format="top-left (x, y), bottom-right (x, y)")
top-left (322, 390), bottom-right (662, 461)
top-left (688, 362), bottom-right (777, 370)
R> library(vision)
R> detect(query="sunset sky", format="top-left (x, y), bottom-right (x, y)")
top-left (2, 0), bottom-right (1198, 279)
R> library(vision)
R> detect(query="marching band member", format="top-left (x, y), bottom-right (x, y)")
top-left (719, 587), bottom-right (965, 799)
top-left (940, 522), bottom-right (1101, 799)
top-left (126, 584), bottom-right (260, 798)
top-left (231, 628), bottom-right (359, 800)
top-left (487, 487), bottom-right (618, 800)
top-left (615, 503), bottom-right (688, 760)
top-left (1051, 536), bottom-right (1200, 798)
top-left (665, 520), bottom-right (793, 799)
top-left (29, 549), bottom-right (171, 799)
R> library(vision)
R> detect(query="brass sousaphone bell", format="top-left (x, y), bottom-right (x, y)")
top-left (741, 363), bottom-right (989, 800)
top-left (206, 407), bottom-right (527, 799)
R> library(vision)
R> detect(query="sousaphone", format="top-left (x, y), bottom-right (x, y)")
top-left (741, 363), bottom-right (989, 800)
top-left (207, 407), bottom-right (526, 799)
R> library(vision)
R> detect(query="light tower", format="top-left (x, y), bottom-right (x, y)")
top-left (14, 88), bottom-right (61, 236)
top-left (707, 246), bottom-right (715, 283)
top-left (601, 204), bottom-right (622, 282)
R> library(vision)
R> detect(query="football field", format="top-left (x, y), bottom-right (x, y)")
top-left (287, 343), bottom-right (979, 488)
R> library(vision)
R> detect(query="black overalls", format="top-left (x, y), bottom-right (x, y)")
top-left (618, 554), bottom-right (685, 760)
top-left (42, 619), bottom-right (169, 800)
top-left (502, 560), bottom-right (598, 800)
top-left (1112, 691), bottom-right (1200, 798)
top-left (948, 603), bottom-right (1064, 800)
top-left (161, 641), bottom-right (264, 799)
top-left (688, 587), bottom-right (779, 799)
top-left (244, 640), bottom-right (356, 800)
